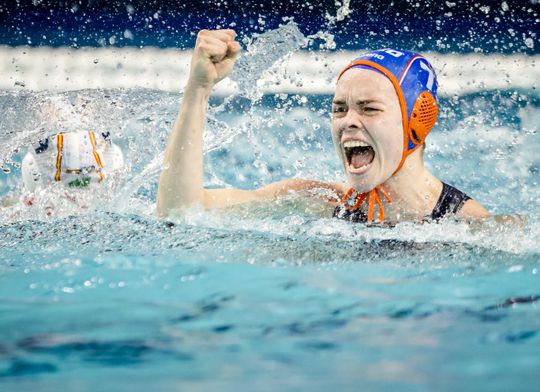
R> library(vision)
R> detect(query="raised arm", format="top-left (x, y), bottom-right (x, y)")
top-left (157, 29), bottom-right (344, 217)
top-left (157, 29), bottom-right (241, 216)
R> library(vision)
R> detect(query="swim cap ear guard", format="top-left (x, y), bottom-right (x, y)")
top-left (338, 49), bottom-right (439, 173)
top-left (409, 91), bottom-right (437, 145)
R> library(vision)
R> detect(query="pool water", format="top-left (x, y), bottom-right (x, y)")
top-left (0, 24), bottom-right (539, 391)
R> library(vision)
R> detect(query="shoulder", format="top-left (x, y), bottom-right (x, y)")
top-left (435, 182), bottom-right (489, 220)
top-left (457, 198), bottom-right (490, 220)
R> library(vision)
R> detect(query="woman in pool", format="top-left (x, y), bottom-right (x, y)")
top-left (157, 29), bottom-right (490, 223)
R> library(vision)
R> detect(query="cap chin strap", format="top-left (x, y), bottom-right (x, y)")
top-left (341, 186), bottom-right (392, 223)
top-left (338, 59), bottom-right (419, 176)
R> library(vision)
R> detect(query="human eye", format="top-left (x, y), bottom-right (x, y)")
top-left (332, 104), bottom-right (347, 114)
top-left (363, 106), bottom-right (382, 114)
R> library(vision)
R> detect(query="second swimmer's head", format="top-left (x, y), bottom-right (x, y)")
top-left (21, 131), bottom-right (124, 192)
top-left (332, 49), bottom-right (439, 191)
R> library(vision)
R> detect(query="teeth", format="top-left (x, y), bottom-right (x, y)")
top-left (343, 140), bottom-right (370, 148)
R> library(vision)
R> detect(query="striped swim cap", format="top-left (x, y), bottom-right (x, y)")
top-left (338, 49), bottom-right (439, 173)
top-left (21, 131), bottom-right (124, 191)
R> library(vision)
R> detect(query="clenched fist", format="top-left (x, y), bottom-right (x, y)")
top-left (189, 29), bottom-right (241, 89)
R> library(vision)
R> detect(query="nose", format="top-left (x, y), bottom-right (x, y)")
top-left (338, 109), bottom-right (364, 133)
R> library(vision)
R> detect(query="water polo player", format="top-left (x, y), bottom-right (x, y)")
top-left (18, 130), bottom-right (124, 207)
top-left (157, 29), bottom-right (490, 223)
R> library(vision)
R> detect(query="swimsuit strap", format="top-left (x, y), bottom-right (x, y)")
top-left (430, 182), bottom-right (471, 221)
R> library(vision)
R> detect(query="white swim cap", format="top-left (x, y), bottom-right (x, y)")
top-left (21, 131), bottom-right (124, 191)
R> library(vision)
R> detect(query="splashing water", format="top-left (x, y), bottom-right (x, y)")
top-left (0, 27), bottom-right (308, 213)
top-left (325, 0), bottom-right (352, 26)
top-left (229, 22), bottom-right (309, 101)
top-left (113, 22), bottom-right (314, 202)
top-left (2, 88), bottom-right (538, 252)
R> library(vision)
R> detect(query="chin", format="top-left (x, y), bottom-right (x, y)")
top-left (345, 173), bottom-right (378, 192)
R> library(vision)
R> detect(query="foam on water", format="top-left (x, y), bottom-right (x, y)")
top-left (1, 90), bottom-right (540, 262)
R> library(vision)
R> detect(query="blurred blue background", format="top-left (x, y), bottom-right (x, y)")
top-left (0, 0), bottom-right (537, 53)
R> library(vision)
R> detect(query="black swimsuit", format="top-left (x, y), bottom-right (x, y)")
top-left (429, 182), bottom-right (471, 221)
top-left (333, 182), bottom-right (471, 223)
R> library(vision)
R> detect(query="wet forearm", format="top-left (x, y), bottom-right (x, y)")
top-left (157, 83), bottom-right (211, 216)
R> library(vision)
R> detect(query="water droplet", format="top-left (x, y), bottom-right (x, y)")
top-left (507, 265), bottom-right (523, 273)
top-left (123, 29), bottom-right (134, 40)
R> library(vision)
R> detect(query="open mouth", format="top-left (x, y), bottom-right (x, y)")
top-left (343, 140), bottom-right (375, 173)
